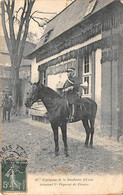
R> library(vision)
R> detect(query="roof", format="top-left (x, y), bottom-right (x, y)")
top-left (33, 0), bottom-right (116, 53)
top-left (0, 35), bottom-right (36, 57)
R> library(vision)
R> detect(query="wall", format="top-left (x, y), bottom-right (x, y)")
top-left (95, 49), bottom-right (102, 127)
top-left (101, 46), bottom-right (119, 137)
top-left (20, 77), bottom-right (31, 115)
top-left (0, 53), bottom-right (11, 66)
top-left (100, 3), bottom-right (123, 138)
top-left (0, 65), bottom-right (12, 93)
top-left (31, 58), bottom-right (39, 83)
top-left (118, 34), bottom-right (123, 139)
top-left (47, 72), bottom-right (67, 91)
top-left (19, 66), bottom-right (31, 79)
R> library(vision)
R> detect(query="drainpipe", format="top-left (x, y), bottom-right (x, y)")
top-left (109, 25), bottom-right (113, 138)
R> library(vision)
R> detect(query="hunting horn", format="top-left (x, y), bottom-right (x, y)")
top-left (80, 81), bottom-right (88, 89)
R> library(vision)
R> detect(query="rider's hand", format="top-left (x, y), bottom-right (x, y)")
top-left (63, 86), bottom-right (73, 92)
top-left (68, 86), bottom-right (73, 90)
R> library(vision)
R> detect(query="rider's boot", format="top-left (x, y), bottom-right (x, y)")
top-left (70, 104), bottom-right (75, 122)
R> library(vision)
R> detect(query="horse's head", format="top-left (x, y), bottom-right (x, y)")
top-left (25, 81), bottom-right (41, 108)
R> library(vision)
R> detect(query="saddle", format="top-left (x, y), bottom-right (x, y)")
top-left (67, 97), bottom-right (92, 122)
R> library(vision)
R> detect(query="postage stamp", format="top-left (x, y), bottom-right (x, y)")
top-left (1, 159), bottom-right (27, 192)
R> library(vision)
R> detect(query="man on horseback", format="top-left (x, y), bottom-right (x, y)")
top-left (63, 68), bottom-right (81, 121)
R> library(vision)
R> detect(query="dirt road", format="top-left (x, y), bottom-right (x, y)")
top-left (1, 116), bottom-right (122, 175)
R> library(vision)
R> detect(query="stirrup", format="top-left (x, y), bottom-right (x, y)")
top-left (69, 115), bottom-right (74, 122)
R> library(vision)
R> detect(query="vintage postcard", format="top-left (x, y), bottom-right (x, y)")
top-left (0, 0), bottom-right (123, 194)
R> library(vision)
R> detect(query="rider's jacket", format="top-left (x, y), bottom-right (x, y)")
top-left (63, 76), bottom-right (80, 104)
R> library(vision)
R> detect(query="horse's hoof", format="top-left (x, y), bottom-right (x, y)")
top-left (84, 144), bottom-right (89, 148)
top-left (89, 145), bottom-right (93, 149)
top-left (54, 152), bottom-right (59, 157)
top-left (65, 153), bottom-right (69, 157)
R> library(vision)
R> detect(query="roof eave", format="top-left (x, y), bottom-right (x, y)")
top-left (25, 50), bottom-right (37, 59)
top-left (26, 0), bottom-right (118, 59)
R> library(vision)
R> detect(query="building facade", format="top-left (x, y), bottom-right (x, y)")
top-left (28, 0), bottom-right (123, 139)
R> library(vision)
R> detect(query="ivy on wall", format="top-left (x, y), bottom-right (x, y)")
top-left (101, 48), bottom-right (118, 63)
top-left (46, 59), bottom-right (76, 75)
top-left (38, 33), bottom-right (120, 72)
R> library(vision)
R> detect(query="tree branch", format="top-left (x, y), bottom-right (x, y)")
top-left (30, 16), bottom-right (46, 28)
top-left (33, 16), bottom-right (49, 22)
top-left (16, 7), bottom-right (24, 14)
top-left (4, 0), bottom-right (10, 13)
top-left (4, 1), bottom-right (8, 8)
top-left (11, 0), bottom-right (15, 14)
top-left (31, 10), bottom-right (57, 17)
top-left (16, 1), bottom-right (27, 49)
top-left (8, 0), bottom-right (16, 49)
top-left (1, 1), bottom-right (12, 55)
top-left (8, 0), bottom-right (10, 10)
top-left (18, 0), bottom-right (35, 66)
top-left (13, 16), bottom-right (20, 24)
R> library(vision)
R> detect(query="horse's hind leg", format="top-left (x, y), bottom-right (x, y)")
top-left (90, 119), bottom-right (95, 148)
top-left (51, 123), bottom-right (59, 156)
top-left (60, 122), bottom-right (68, 157)
top-left (82, 119), bottom-right (91, 147)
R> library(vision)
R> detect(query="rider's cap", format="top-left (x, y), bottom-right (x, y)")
top-left (66, 68), bottom-right (75, 72)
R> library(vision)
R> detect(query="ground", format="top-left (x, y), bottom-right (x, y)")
top-left (1, 115), bottom-right (123, 175)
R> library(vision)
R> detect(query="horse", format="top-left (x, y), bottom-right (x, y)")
top-left (2, 95), bottom-right (13, 123)
top-left (25, 81), bottom-right (97, 157)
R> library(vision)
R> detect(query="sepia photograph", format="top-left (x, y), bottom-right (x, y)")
top-left (0, 0), bottom-right (123, 194)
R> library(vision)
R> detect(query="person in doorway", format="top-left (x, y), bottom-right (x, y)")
top-left (63, 68), bottom-right (80, 121)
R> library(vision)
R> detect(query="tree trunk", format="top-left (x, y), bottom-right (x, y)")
top-left (1, 0), bottom-right (36, 115)
top-left (11, 64), bottom-right (20, 114)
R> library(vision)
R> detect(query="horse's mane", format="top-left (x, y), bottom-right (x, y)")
top-left (37, 82), bottom-right (61, 99)
top-left (43, 85), bottom-right (61, 97)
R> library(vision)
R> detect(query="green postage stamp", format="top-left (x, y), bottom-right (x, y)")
top-left (1, 159), bottom-right (27, 192)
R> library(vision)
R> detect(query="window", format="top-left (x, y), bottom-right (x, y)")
top-left (44, 29), bottom-right (53, 43)
top-left (84, 76), bottom-right (89, 94)
top-left (43, 70), bottom-right (47, 85)
top-left (84, 55), bottom-right (89, 73)
top-left (83, 54), bottom-right (91, 96)
top-left (84, 0), bottom-right (97, 18)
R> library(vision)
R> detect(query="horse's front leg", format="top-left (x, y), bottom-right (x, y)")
top-left (51, 123), bottom-right (59, 156)
top-left (61, 122), bottom-right (68, 157)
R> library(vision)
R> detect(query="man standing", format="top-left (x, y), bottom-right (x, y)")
top-left (63, 68), bottom-right (80, 121)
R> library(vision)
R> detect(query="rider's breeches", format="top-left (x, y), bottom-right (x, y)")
top-left (71, 104), bottom-right (75, 116)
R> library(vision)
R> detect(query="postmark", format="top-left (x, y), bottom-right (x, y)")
top-left (0, 144), bottom-right (28, 160)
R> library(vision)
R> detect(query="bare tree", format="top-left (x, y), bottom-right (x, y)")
top-left (1, 0), bottom-right (55, 113)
